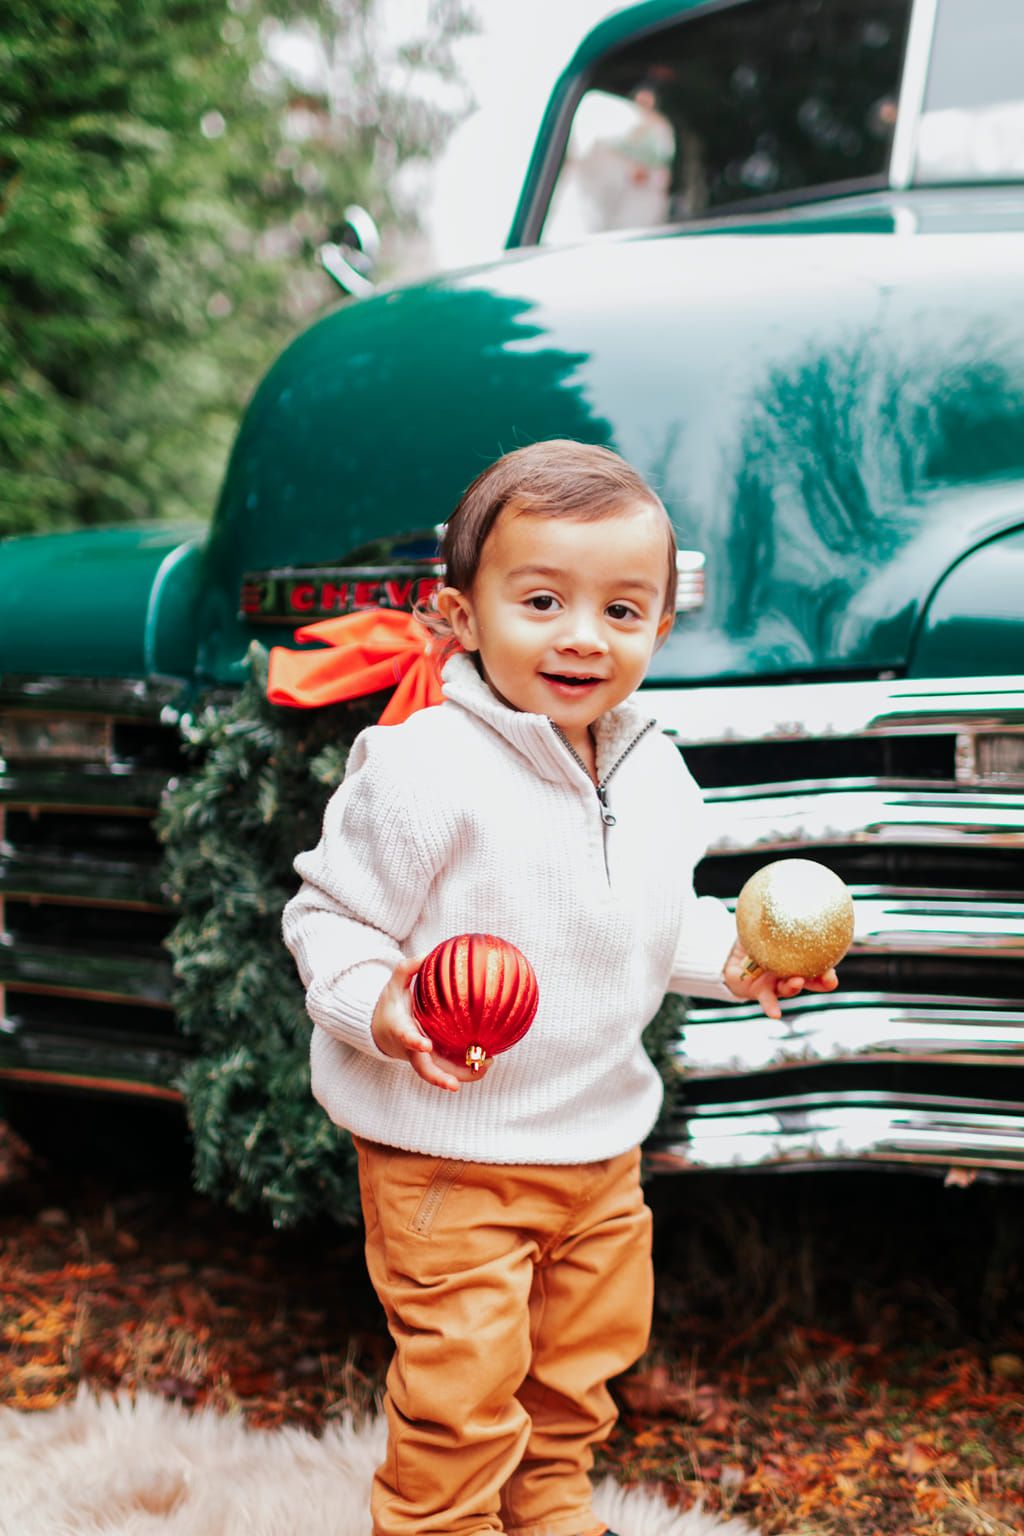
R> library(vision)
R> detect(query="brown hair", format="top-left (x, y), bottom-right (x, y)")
top-left (418, 440), bottom-right (677, 648)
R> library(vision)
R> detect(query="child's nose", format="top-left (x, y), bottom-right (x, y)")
top-left (559, 612), bottom-right (609, 654)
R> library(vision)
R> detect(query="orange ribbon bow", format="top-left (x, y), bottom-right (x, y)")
top-left (266, 609), bottom-right (447, 725)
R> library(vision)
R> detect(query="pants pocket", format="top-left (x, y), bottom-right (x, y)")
top-left (407, 1157), bottom-right (467, 1235)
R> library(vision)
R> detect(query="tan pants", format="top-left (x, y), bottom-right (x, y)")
top-left (352, 1136), bottom-right (653, 1536)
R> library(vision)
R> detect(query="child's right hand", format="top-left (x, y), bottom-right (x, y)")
top-left (370, 955), bottom-right (494, 1092)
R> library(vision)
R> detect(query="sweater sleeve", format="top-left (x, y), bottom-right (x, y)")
top-left (666, 758), bottom-right (738, 1002)
top-left (668, 892), bottom-right (737, 1000)
top-left (281, 730), bottom-right (440, 1057)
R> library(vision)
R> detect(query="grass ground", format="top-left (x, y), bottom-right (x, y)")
top-left (1, 1100), bottom-right (1022, 1536)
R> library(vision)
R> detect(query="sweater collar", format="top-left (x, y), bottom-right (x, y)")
top-left (439, 651), bottom-right (655, 786)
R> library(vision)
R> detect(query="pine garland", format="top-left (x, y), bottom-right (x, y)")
top-left (157, 643), bottom-right (685, 1227)
top-left (156, 643), bottom-right (378, 1229)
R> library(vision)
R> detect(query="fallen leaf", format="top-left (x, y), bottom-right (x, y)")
top-left (990, 1353), bottom-right (1024, 1381)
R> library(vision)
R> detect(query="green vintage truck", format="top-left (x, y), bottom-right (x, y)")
top-left (2, 0), bottom-right (1023, 1179)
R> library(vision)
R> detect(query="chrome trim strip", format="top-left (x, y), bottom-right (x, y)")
top-left (703, 786), bottom-right (1024, 852)
top-left (0, 714), bottom-right (114, 766)
top-left (652, 1093), bottom-right (1024, 1173)
top-left (676, 994), bottom-right (1024, 1077)
top-left (648, 1145), bottom-right (1024, 1175)
top-left (704, 775), bottom-right (962, 801)
top-left (0, 765), bottom-right (169, 814)
top-left (645, 674), bottom-right (1024, 746)
top-left (849, 895), bottom-right (1024, 957)
top-left (0, 1010), bottom-right (187, 1099)
top-left (0, 674), bottom-right (185, 719)
top-left (679, 1086), bottom-right (1024, 1118)
top-left (0, 849), bottom-right (167, 911)
top-left (889, 0), bottom-right (938, 190)
top-left (0, 943), bottom-right (173, 1008)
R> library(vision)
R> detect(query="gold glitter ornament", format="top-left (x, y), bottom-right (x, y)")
top-left (736, 858), bottom-right (854, 979)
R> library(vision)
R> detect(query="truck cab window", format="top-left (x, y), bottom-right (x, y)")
top-left (540, 0), bottom-right (912, 244)
top-left (543, 88), bottom-right (677, 243)
top-left (914, 0), bottom-right (1024, 185)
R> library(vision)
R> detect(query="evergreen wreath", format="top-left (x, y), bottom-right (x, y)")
top-left (157, 641), bottom-right (688, 1229)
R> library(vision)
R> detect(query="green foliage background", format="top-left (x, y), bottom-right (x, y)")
top-left (156, 647), bottom-right (687, 1229)
top-left (0, 0), bottom-right (472, 537)
top-left (2, 0), bottom-right (684, 1224)
top-left (156, 644), bottom-right (378, 1228)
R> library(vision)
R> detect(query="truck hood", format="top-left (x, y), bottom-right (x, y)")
top-left (189, 201), bottom-right (1024, 683)
top-left (0, 524), bottom-right (203, 680)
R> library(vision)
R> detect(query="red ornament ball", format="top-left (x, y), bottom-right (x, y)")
top-left (411, 932), bottom-right (539, 1071)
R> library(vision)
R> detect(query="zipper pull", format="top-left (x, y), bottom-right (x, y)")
top-left (596, 785), bottom-right (616, 826)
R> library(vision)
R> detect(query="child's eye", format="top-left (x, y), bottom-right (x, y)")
top-left (526, 594), bottom-right (560, 611)
top-left (607, 602), bottom-right (640, 621)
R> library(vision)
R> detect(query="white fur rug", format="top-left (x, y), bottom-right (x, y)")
top-left (0, 1389), bottom-right (760, 1536)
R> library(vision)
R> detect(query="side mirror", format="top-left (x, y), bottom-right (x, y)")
top-left (317, 204), bottom-right (381, 298)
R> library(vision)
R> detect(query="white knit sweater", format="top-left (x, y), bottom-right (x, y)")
top-left (281, 652), bottom-right (737, 1164)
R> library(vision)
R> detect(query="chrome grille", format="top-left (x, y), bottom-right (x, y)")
top-left (0, 676), bottom-right (188, 1099)
top-left (644, 673), bottom-right (1024, 1178)
top-left (4, 667), bottom-right (1024, 1173)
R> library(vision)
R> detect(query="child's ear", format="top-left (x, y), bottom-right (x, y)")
top-left (654, 611), bottom-right (674, 648)
top-left (435, 586), bottom-right (479, 651)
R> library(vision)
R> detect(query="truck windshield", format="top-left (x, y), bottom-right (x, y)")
top-left (540, 0), bottom-right (912, 244)
top-left (914, 0), bottom-right (1024, 185)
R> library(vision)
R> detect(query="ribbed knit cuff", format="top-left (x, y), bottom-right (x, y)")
top-left (308, 962), bottom-right (394, 1058)
top-left (670, 895), bottom-right (737, 1001)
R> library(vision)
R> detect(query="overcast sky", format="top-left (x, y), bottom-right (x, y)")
top-left (422, 0), bottom-right (620, 270)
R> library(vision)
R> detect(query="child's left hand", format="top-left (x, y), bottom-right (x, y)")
top-left (723, 938), bottom-right (838, 1020)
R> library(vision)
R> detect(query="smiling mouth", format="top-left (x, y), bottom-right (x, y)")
top-left (540, 673), bottom-right (604, 687)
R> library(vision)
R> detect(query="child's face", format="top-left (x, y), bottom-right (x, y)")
top-left (437, 502), bottom-right (673, 753)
